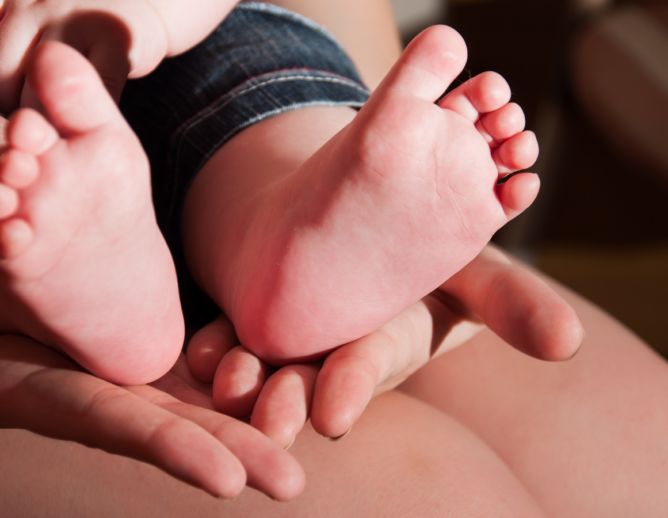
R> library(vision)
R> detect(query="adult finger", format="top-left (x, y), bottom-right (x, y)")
top-left (250, 362), bottom-right (319, 449)
top-left (310, 301), bottom-right (482, 438)
top-left (136, 378), bottom-right (306, 502)
top-left (212, 346), bottom-right (272, 418)
top-left (0, 335), bottom-right (245, 499)
top-left (441, 245), bottom-right (585, 360)
top-left (187, 313), bottom-right (238, 384)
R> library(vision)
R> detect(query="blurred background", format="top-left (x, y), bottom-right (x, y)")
top-left (390, 0), bottom-right (668, 358)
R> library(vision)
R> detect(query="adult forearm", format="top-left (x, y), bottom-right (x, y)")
top-left (265, 0), bottom-right (402, 89)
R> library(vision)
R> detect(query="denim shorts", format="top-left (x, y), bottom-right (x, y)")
top-left (120, 2), bottom-right (371, 328)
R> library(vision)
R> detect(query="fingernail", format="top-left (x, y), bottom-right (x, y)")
top-left (328, 426), bottom-right (352, 442)
top-left (284, 436), bottom-right (296, 450)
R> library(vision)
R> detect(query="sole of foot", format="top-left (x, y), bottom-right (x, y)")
top-left (198, 25), bottom-right (540, 364)
top-left (0, 42), bottom-right (184, 384)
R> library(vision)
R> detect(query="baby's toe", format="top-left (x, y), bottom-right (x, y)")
top-left (0, 183), bottom-right (18, 219)
top-left (0, 218), bottom-right (33, 259)
top-left (477, 102), bottom-right (526, 146)
top-left (493, 131), bottom-right (538, 174)
top-left (0, 148), bottom-right (39, 189)
top-left (7, 109), bottom-right (58, 156)
top-left (28, 42), bottom-right (120, 135)
top-left (439, 71), bottom-right (511, 122)
top-left (496, 172), bottom-right (540, 220)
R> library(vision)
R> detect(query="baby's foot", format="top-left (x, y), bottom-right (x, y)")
top-left (210, 26), bottom-right (539, 363)
top-left (0, 42), bottom-right (184, 384)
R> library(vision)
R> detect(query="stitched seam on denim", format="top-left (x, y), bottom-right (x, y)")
top-left (238, 2), bottom-right (345, 50)
top-left (226, 74), bottom-right (369, 101)
top-left (172, 74), bottom-right (369, 178)
top-left (196, 100), bottom-right (365, 171)
top-left (166, 100), bottom-right (363, 224)
top-left (167, 75), bottom-right (369, 225)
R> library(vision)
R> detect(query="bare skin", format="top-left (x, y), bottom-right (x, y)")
top-left (0, 18), bottom-right (660, 511)
top-left (0, 0), bottom-right (241, 112)
top-left (190, 245), bottom-right (583, 443)
top-left (0, 0), bottom-right (662, 513)
top-left (0, 42), bottom-right (184, 384)
top-left (0, 21), bottom-right (538, 383)
top-left (0, 242), bottom-right (582, 505)
top-left (399, 265), bottom-right (668, 517)
top-left (1, 263), bottom-right (667, 515)
top-left (183, 25), bottom-right (540, 364)
top-left (0, 338), bottom-right (305, 502)
top-left (0, 244), bottom-right (581, 513)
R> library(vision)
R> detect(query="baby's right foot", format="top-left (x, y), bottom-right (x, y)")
top-left (191, 26), bottom-right (540, 364)
top-left (0, 42), bottom-right (184, 384)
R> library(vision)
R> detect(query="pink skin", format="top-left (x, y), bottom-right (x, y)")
top-left (0, 335), bottom-right (305, 501)
top-left (188, 245), bottom-right (583, 447)
top-left (0, 27), bottom-right (535, 393)
top-left (0, 244), bottom-right (581, 502)
top-left (185, 26), bottom-right (539, 367)
top-left (0, 0), bottom-right (240, 112)
top-left (0, 42), bottom-right (184, 385)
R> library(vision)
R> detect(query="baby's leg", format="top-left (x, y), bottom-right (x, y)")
top-left (0, 42), bottom-right (183, 384)
top-left (183, 24), bottom-right (538, 363)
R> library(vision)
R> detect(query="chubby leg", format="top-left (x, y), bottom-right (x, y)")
top-left (182, 25), bottom-right (539, 364)
top-left (400, 265), bottom-right (668, 516)
top-left (0, 390), bottom-right (548, 517)
top-left (0, 42), bottom-right (183, 384)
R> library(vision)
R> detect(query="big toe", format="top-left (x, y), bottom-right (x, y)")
top-left (379, 25), bottom-right (468, 102)
top-left (26, 42), bottom-right (119, 136)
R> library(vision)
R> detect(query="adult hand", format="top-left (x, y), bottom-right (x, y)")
top-left (0, 334), bottom-right (304, 501)
top-left (187, 245), bottom-right (584, 445)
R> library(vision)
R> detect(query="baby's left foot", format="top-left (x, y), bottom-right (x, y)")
top-left (0, 42), bottom-right (184, 384)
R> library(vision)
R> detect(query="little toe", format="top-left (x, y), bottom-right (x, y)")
top-left (496, 172), bottom-right (540, 220)
top-left (7, 109), bottom-right (58, 156)
top-left (493, 131), bottom-right (539, 174)
top-left (0, 183), bottom-right (18, 218)
top-left (477, 103), bottom-right (526, 146)
top-left (27, 41), bottom-right (120, 136)
top-left (0, 148), bottom-right (39, 188)
top-left (381, 25), bottom-right (468, 102)
top-left (0, 218), bottom-right (33, 259)
top-left (438, 71), bottom-right (511, 122)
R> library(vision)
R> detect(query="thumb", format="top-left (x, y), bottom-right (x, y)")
top-left (39, 12), bottom-right (131, 103)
